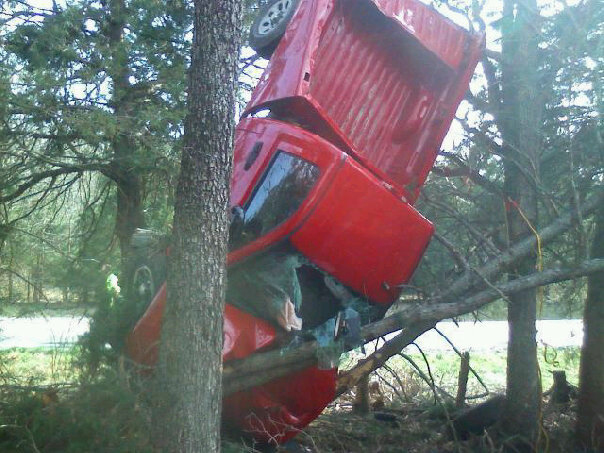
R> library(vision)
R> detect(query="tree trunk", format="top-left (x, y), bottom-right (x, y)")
top-left (107, 0), bottom-right (145, 289)
top-left (7, 242), bottom-right (14, 303)
top-left (353, 374), bottom-right (371, 414)
top-left (577, 206), bottom-right (604, 450)
top-left (151, 1), bottom-right (242, 452)
top-left (32, 252), bottom-right (42, 303)
top-left (456, 352), bottom-right (470, 408)
top-left (499, 0), bottom-right (542, 446)
top-left (7, 269), bottom-right (13, 303)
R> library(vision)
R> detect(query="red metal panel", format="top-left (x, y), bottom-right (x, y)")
top-left (369, 0), bottom-right (469, 69)
top-left (125, 285), bottom-right (278, 367)
top-left (125, 265), bottom-right (337, 444)
top-left (126, 285), bottom-right (335, 444)
top-left (229, 118), bottom-right (345, 266)
top-left (308, 0), bottom-right (455, 196)
top-left (231, 119), bottom-right (433, 306)
top-left (223, 367), bottom-right (336, 444)
top-left (126, 1), bottom-right (482, 441)
top-left (245, 0), bottom-right (484, 201)
top-left (290, 156), bottom-right (434, 305)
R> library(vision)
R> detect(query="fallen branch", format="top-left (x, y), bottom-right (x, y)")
top-left (335, 321), bottom-right (435, 396)
top-left (223, 259), bottom-right (604, 395)
top-left (433, 189), bottom-right (603, 302)
top-left (334, 259), bottom-right (604, 395)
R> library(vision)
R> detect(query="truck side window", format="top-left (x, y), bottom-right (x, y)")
top-left (229, 151), bottom-right (319, 250)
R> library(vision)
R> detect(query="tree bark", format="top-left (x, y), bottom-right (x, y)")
top-left (577, 206), bottom-right (604, 450)
top-left (151, 1), bottom-right (242, 452)
top-left (335, 321), bottom-right (436, 397)
top-left (107, 0), bottom-right (145, 287)
top-left (499, 0), bottom-right (543, 445)
top-left (7, 242), bottom-right (14, 303)
top-left (456, 352), bottom-right (470, 408)
top-left (32, 252), bottom-right (42, 303)
top-left (353, 374), bottom-right (371, 414)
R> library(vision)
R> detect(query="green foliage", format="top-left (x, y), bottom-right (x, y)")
top-left (0, 371), bottom-right (153, 453)
top-left (0, 0), bottom-right (262, 311)
top-left (0, 0), bottom-right (193, 308)
top-left (79, 287), bottom-right (149, 372)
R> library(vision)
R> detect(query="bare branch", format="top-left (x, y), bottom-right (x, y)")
top-left (223, 258), bottom-right (604, 395)
top-left (422, 193), bottom-right (502, 256)
top-left (0, 164), bottom-right (107, 203)
top-left (433, 232), bottom-right (471, 271)
top-left (434, 188), bottom-right (603, 301)
top-left (436, 151), bottom-right (504, 197)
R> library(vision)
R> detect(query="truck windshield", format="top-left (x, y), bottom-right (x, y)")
top-left (229, 151), bottom-right (320, 250)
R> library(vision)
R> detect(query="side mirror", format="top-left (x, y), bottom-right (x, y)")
top-left (229, 206), bottom-right (245, 245)
top-left (230, 205), bottom-right (245, 224)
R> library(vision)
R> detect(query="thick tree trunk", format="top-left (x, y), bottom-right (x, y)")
top-left (151, 1), bottom-right (242, 452)
top-left (577, 206), bottom-right (604, 450)
top-left (107, 0), bottom-right (145, 288)
top-left (499, 0), bottom-right (542, 446)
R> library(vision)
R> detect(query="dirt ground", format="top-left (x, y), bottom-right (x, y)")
top-left (266, 395), bottom-right (579, 453)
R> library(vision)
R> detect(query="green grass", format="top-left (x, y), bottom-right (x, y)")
top-left (1, 343), bottom-right (581, 400)
top-left (0, 346), bottom-right (81, 386)
top-left (0, 345), bottom-right (584, 452)
top-left (372, 346), bottom-right (581, 405)
top-left (0, 302), bottom-right (93, 318)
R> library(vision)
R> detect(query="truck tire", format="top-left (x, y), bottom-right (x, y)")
top-left (249, 0), bottom-right (299, 59)
top-left (130, 230), bottom-right (168, 315)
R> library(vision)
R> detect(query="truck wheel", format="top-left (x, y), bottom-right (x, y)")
top-left (132, 264), bottom-right (157, 309)
top-left (129, 230), bottom-right (168, 309)
top-left (249, 0), bottom-right (299, 59)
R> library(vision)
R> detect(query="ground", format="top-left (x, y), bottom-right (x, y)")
top-left (0, 336), bottom-right (582, 452)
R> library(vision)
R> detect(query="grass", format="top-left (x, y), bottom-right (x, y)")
top-left (0, 344), bottom-right (583, 452)
top-left (0, 345), bottom-right (154, 453)
top-left (1, 344), bottom-right (582, 402)
top-left (341, 346), bottom-right (581, 407)
top-left (299, 346), bottom-right (582, 453)
top-left (0, 346), bottom-right (80, 387)
top-left (0, 302), bottom-right (93, 318)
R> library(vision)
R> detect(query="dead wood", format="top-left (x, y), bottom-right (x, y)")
top-left (223, 259), bottom-right (604, 396)
top-left (432, 189), bottom-right (603, 303)
top-left (456, 352), bottom-right (471, 408)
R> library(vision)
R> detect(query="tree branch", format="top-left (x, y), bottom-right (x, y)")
top-left (0, 164), bottom-right (107, 203)
top-left (335, 321), bottom-right (435, 396)
top-left (434, 188), bottom-right (603, 301)
top-left (223, 258), bottom-right (604, 396)
top-left (436, 151), bottom-right (504, 197)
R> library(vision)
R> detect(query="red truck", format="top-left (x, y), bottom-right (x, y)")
top-left (126, 0), bottom-right (483, 445)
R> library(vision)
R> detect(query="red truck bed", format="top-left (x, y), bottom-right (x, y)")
top-left (246, 0), bottom-right (484, 201)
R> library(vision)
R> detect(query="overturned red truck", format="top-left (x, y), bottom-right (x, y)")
top-left (126, 0), bottom-right (483, 445)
